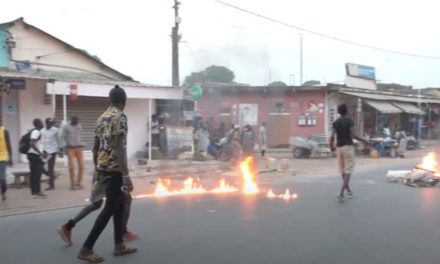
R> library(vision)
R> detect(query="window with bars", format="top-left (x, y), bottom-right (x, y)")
top-left (269, 102), bottom-right (290, 114)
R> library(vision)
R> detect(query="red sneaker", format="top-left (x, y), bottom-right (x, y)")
top-left (57, 224), bottom-right (72, 245)
top-left (123, 230), bottom-right (140, 241)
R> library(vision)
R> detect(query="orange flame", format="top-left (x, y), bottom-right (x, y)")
top-left (211, 179), bottom-right (238, 193)
top-left (135, 156), bottom-right (298, 202)
top-left (417, 152), bottom-right (440, 177)
top-left (240, 156), bottom-right (259, 195)
top-left (156, 177), bottom-right (206, 196)
top-left (152, 179), bottom-right (174, 197)
top-left (267, 189), bottom-right (276, 198)
top-left (266, 189), bottom-right (299, 201)
top-left (148, 177), bottom-right (238, 197)
top-left (182, 177), bottom-right (207, 194)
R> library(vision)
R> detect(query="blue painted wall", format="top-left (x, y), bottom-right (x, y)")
top-left (0, 26), bottom-right (10, 68)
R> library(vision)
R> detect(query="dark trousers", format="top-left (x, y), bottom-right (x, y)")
top-left (83, 175), bottom-right (125, 249)
top-left (0, 161), bottom-right (7, 196)
top-left (122, 193), bottom-right (132, 234)
top-left (67, 192), bottom-right (132, 233)
top-left (152, 133), bottom-right (160, 147)
top-left (27, 153), bottom-right (43, 195)
top-left (45, 153), bottom-right (57, 188)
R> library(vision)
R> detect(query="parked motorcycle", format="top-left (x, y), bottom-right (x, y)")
top-left (214, 136), bottom-right (241, 162)
top-left (406, 135), bottom-right (420, 150)
top-left (370, 138), bottom-right (398, 157)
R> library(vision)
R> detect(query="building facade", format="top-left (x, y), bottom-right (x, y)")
top-left (0, 18), bottom-right (181, 161)
top-left (197, 84), bottom-right (327, 147)
top-left (196, 83), bottom-right (440, 147)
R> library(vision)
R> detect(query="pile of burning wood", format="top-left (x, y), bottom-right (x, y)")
top-left (386, 152), bottom-right (440, 187)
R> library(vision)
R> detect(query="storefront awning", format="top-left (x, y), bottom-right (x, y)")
top-left (392, 102), bottom-right (425, 115)
top-left (364, 100), bottom-right (403, 114)
top-left (47, 81), bottom-right (182, 100)
top-left (339, 90), bottom-right (440, 104)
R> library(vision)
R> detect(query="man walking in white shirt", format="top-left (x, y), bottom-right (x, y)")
top-left (41, 118), bottom-right (62, 190)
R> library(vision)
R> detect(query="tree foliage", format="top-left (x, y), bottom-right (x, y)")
top-left (184, 65), bottom-right (235, 85)
top-left (268, 81), bottom-right (287, 87)
top-left (302, 80), bottom-right (321, 86)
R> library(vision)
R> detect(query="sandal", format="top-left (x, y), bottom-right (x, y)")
top-left (114, 244), bottom-right (138, 256)
top-left (77, 250), bottom-right (104, 263)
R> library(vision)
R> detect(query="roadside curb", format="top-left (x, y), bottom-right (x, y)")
top-left (0, 203), bottom-right (88, 218)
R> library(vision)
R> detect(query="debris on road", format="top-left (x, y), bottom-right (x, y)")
top-left (386, 152), bottom-right (440, 187)
top-left (386, 170), bottom-right (440, 187)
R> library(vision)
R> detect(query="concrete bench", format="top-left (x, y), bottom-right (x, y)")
top-left (12, 171), bottom-right (30, 188)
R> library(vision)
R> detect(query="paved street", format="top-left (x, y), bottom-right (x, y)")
top-left (2, 2), bottom-right (440, 264)
top-left (2, 143), bottom-right (438, 217)
top-left (1, 157), bottom-right (440, 264)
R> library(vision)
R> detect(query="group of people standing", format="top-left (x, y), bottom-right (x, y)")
top-left (0, 116), bottom-right (85, 201)
top-left (194, 120), bottom-right (268, 160)
top-left (25, 116), bottom-right (85, 198)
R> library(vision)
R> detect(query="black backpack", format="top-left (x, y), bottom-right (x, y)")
top-left (18, 129), bottom-right (35, 154)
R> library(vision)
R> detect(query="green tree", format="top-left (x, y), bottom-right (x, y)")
top-left (184, 71), bottom-right (205, 85)
top-left (268, 81), bottom-right (287, 87)
top-left (302, 80), bottom-right (321, 86)
top-left (184, 65), bottom-right (235, 85)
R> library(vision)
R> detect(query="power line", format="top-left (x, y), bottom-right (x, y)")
top-left (214, 0), bottom-right (440, 60)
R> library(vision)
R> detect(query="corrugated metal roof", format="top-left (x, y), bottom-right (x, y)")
top-left (0, 69), bottom-right (173, 89)
top-left (392, 102), bottom-right (425, 115)
top-left (364, 100), bottom-right (403, 114)
top-left (339, 90), bottom-right (440, 104)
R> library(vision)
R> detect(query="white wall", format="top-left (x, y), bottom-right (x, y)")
top-left (17, 79), bottom-right (53, 162)
top-left (19, 79), bottom-right (53, 133)
top-left (125, 98), bottom-right (151, 159)
top-left (326, 92), bottom-right (358, 136)
top-left (50, 81), bottom-right (183, 100)
top-left (18, 82), bottom-right (154, 161)
top-left (345, 76), bottom-right (377, 90)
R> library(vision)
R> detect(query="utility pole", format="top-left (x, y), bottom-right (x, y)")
top-left (170, 0), bottom-right (182, 125)
top-left (172, 0), bottom-right (181, 87)
top-left (299, 33), bottom-right (303, 86)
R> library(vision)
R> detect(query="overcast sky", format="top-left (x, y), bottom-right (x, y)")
top-left (3, 0), bottom-right (440, 88)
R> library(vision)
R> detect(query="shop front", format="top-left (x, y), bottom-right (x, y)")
top-left (330, 89), bottom-right (437, 139)
top-left (48, 80), bottom-right (182, 160)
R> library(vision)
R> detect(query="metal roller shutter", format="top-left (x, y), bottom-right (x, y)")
top-left (55, 95), bottom-right (109, 150)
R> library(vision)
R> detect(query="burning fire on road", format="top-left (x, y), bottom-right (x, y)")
top-left (415, 152), bottom-right (440, 177)
top-left (386, 152), bottom-right (440, 187)
top-left (134, 156), bottom-right (298, 201)
top-left (267, 189), bottom-right (299, 201)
